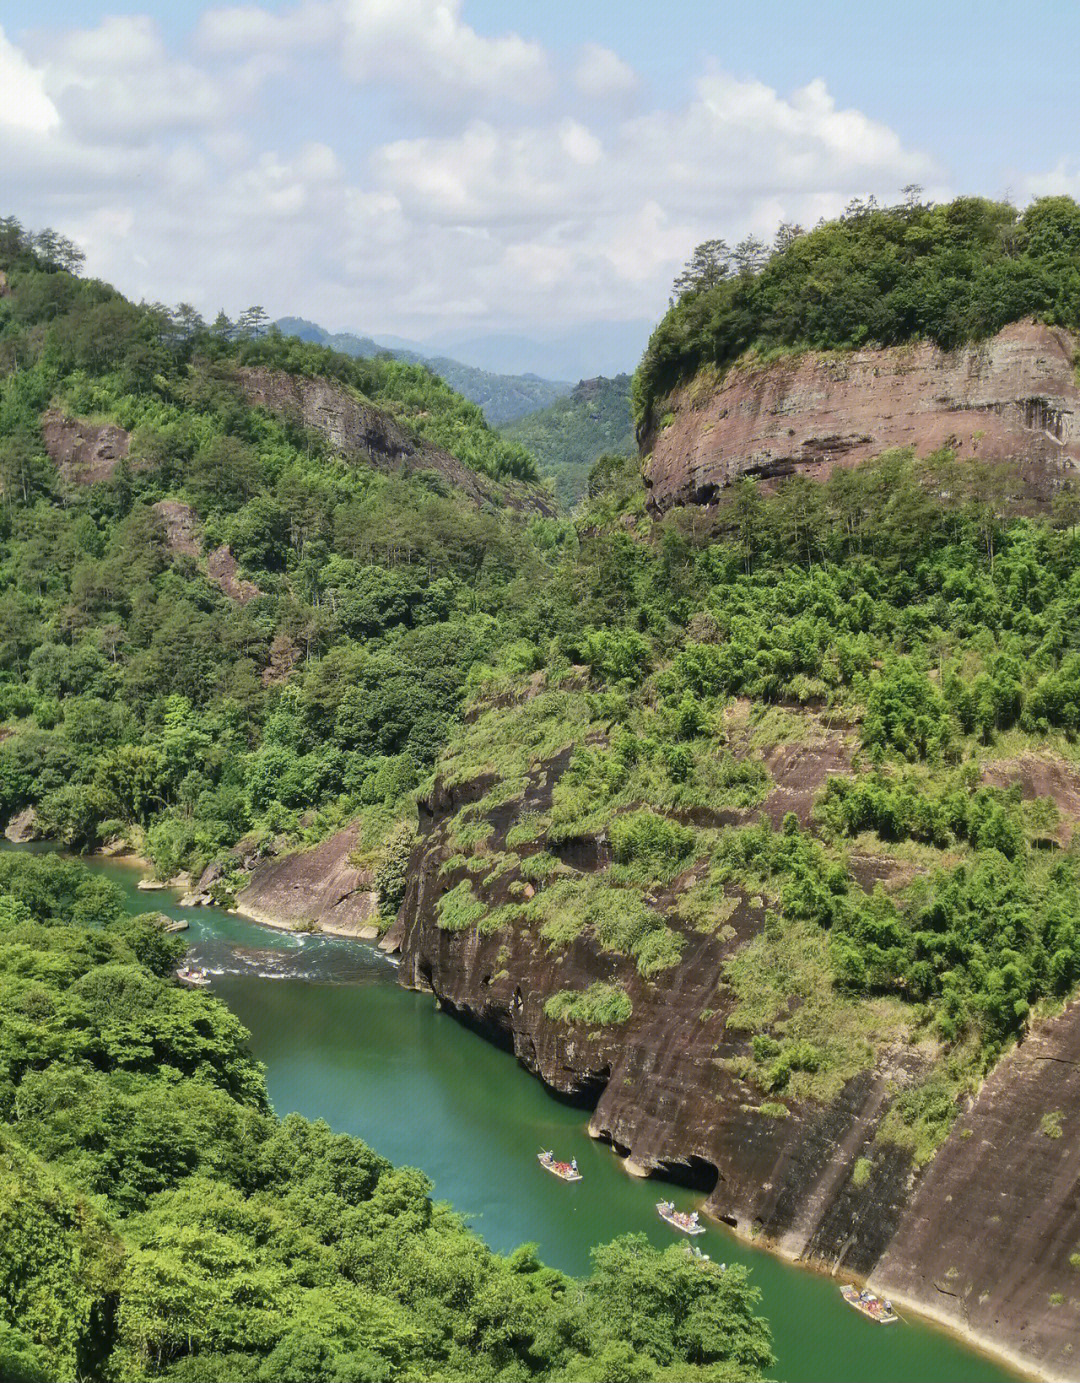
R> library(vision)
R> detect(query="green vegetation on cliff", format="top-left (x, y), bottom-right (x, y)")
top-left (634, 193), bottom-right (1080, 429)
top-left (0, 214), bottom-right (553, 886)
top-left (0, 849), bottom-right (773, 1382)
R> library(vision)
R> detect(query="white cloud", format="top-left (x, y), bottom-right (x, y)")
top-left (1023, 162), bottom-right (1080, 198)
top-left (0, 25), bottom-right (60, 134)
top-left (197, 1), bottom-right (339, 54)
top-left (574, 43), bottom-right (638, 101)
top-left (339, 0), bottom-right (552, 106)
top-left (199, 0), bottom-right (552, 106)
top-left (36, 16), bottom-right (244, 143)
top-left (0, 10), bottom-right (942, 342)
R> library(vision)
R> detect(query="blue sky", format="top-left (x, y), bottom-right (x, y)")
top-left (1, 1), bottom-right (1077, 367)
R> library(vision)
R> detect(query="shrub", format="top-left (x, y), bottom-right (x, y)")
top-left (609, 810), bottom-right (697, 880)
top-left (544, 983), bottom-right (632, 1026)
top-left (436, 880), bottom-right (483, 932)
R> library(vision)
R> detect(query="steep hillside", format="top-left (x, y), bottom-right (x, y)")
top-left (0, 848), bottom-right (772, 1383)
top-left (275, 315), bottom-right (570, 425)
top-left (643, 319), bottom-right (1080, 512)
top-left (0, 215), bottom-right (555, 890)
top-left (9, 195), bottom-right (1080, 1380)
top-left (500, 375), bottom-right (634, 506)
top-left (372, 198), bottom-right (1080, 1381)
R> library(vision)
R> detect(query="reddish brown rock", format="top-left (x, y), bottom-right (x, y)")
top-left (644, 320), bottom-right (1080, 513)
top-left (151, 499), bottom-right (259, 604)
top-left (206, 544), bottom-right (259, 604)
top-left (875, 1000), bottom-right (1080, 1382)
top-left (42, 409), bottom-right (130, 484)
top-left (760, 737), bottom-right (855, 828)
top-left (235, 824), bottom-right (378, 936)
top-left (981, 753), bottom-right (1080, 845)
top-left (235, 366), bottom-right (554, 515)
top-left (397, 759), bottom-right (924, 1282)
top-left (396, 747), bottom-right (1080, 1379)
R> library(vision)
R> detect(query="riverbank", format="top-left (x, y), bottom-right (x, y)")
top-left (0, 839), bottom-right (1025, 1382)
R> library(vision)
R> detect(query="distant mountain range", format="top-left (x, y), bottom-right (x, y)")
top-left (278, 316), bottom-right (653, 390)
top-left (376, 320), bottom-right (654, 382)
top-left (499, 375), bottom-right (635, 508)
top-left (274, 317), bottom-right (570, 426)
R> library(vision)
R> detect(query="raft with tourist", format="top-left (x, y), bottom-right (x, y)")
top-left (657, 1201), bottom-right (706, 1235)
top-left (176, 964), bottom-right (211, 987)
top-left (538, 1150), bottom-right (582, 1181)
top-left (840, 1285), bottom-right (899, 1324)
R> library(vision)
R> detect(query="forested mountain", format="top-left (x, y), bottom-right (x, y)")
top-left (0, 216), bottom-right (773, 1381)
top-left (275, 316), bottom-right (570, 425)
top-left (499, 375), bottom-right (634, 506)
top-left (7, 192), bottom-right (1080, 1379)
top-left (634, 193), bottom-right (1080, 432)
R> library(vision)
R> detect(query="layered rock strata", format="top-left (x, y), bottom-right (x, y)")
top-left (236, 367), bottom-right (554, 515)
top-left (644, 321), bottom-right (1080, 513)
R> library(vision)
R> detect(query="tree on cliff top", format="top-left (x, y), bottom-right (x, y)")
top-left (637, 192), bottom-right (1080, 429)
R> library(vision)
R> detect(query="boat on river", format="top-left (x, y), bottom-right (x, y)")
top-left (176, 965), bottom-right (211, 988)
top-left (657, 1201), bottom-right (705, 1235)
top-left (538, 1150), bottom-right (582, 1181)
top-left (840, 1284), bottom-right (899, 1324)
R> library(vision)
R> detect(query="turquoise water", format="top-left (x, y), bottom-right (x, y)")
top-left (22, 849), bottom-right (1021, 1382)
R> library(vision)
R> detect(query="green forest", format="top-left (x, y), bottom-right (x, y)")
top-left (635, 193), bottom-right (1080, 431)
top-left (6, 191), bottom-right (1080, 1376)
top-left (499, 376), bottom-right (634, 506)
top-left (0, 849), bottom-right (772, 1382)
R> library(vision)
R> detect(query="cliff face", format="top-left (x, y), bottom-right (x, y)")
top-left (41, 409), bottom-right (131, 484)
top-left (394, 748), bottom-right (924, 1281)
top-left (393, 742), bottom-right (1080, 1379)
top-left (874, 998), bottom-right (1080, 1382)
top-left (235, 367), bottom-right (554, 515)
top-left (152, 500), bottom-right (260, 604)
top-left (644, 321), bottom-right (1080, 513)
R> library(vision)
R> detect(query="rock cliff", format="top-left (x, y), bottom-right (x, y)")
top-left (643, 320), bottom-right (1080, 513)
top-left (41, 409), bottom-right (131, 484)
top-left (235, 824), bottom-right (379, 937)
top-left (393, 736), bottom-right (1080, 1380)
top-left (874, 998), bottom-right (1080, 1382)
top-left (236, 367), bottom-right (554, 515)
top-left (153, 499), bottom-right (260, 604)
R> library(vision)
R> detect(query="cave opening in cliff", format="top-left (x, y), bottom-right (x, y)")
top-left (655, 1154), bottom-right (720, 1195)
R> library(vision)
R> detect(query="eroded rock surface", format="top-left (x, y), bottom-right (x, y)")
top-left (42, 409), bottom-right (130, 484)
top-left (396, 754), bottom-right (924, 1282)
top-left (644, 320), bottom-right (1080, 513)
top-left (236, 824), bottom-right (378, 936)
top-left (395, 738), bottom-right (1080, 1379)
top-left (236, 366), bottom-right (554, 515)
top-left (876, 1000), bottom-right (1080, 1381)
top-left (152, 499), bottom-right (259, 604)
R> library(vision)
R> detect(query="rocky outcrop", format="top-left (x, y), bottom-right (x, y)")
top-left (396, 751), bottom-right (924, 1280)
top-left (644, 320), bottom-right (1080, 513)
top-left (235, 824), bottom-right (379, 937)
top-left (395, 739), bottom-right (1080, 1380)
top-left (981, 753), bottom-right (1080, 846)
top-left (875, 1000), bottom-right (1080, 1381)
top-left (42, 409), bottom-right (131, 484)
top-left (4, 806), bottom-right (38, 843)
top-left (152, 500), bottom-right (260, 604)
top-left (235, 367), bottom-right (554, 515)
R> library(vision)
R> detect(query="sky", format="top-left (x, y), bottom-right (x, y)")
top-left (2, 0), bottom-right (1079, 370)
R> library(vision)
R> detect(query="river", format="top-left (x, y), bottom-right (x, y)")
top-left (23, 848), bottom-right (1021, 1383)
